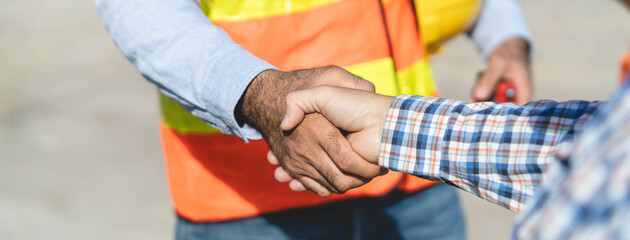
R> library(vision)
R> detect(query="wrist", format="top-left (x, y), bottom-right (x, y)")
top-left (235, 69), bottom-right (287, 133)
top-left (375, 95), bottom-right (394, 146)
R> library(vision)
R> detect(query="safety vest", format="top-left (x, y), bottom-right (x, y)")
top-left (160, 0), bottom-right (479, 222)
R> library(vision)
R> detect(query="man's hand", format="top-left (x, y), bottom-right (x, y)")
top-left (281, 86), bottom-right (393, 162)
top-left (269, 86), bottom-right (394, 193)
top-left (237, 66), bottom-right (383, 197)
top-left (473, 37), bottom-right (532, 104)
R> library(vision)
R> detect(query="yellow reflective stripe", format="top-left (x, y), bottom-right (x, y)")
top-left (201, 0), bottom-right (342, 22)
top-left (159, 93), bottom-right (220, 134)
top-left (159, 59), bottom-right (434, 134)
top-left (396, 59), bottom-right (437, 96)
top-left (344, 57), bottom-right (399, 96)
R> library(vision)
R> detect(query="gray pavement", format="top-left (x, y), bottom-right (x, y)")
top-left (1, 0), bottom-right (629, 239)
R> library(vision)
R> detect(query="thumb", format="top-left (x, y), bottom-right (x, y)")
top-left (280, 87), bottom-right (326, 131)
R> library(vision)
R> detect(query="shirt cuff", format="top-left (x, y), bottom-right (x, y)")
top-left (197, 44), bottom-right (277, 141)
top-left (378, 95), bottom-right (445, 179)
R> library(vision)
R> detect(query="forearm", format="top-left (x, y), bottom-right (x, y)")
top-left (470, 0), bottom-right (533, 60)
top-left (95, 0), bottom-right (275, 140)
top-left (379, 95), bottom-right (601, 211)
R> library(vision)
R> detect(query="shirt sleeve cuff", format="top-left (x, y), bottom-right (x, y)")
top-left (378, 95), bottom-right (445, 178)
top-left (197, 44), bottom-right (277, 141)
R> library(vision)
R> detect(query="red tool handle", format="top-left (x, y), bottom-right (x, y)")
top-left (493, 80), bottom-right (517, 103)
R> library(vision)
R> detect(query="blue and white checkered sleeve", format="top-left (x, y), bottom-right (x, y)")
top-left (379, 95), bottom-right (601, 212)
top-left (514, 82), bottom-right (630, 239)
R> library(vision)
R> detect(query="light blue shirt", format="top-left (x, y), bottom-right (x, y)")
top-left (95, 0), bottom-right (532, 141)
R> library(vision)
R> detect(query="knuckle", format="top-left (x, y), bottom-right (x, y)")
top-left (323, 130), bottom-right (341, 155)
top-left (322, 66), bottom-right (345, 79)
top-left (335, 181), bottom-right (351, 194)
top-left (281, 164), bottom-right (300, 177)
top-left (290, 141), bottom-right (309, 157)
top-left (282, 156), bottom-right (307, 174)
top-left (319, 164), bottom-right (337, 180)
top-left (336, 153), bottom-right (354, 171)
top-left (318, 165), bottom-right (343, 193)
top-left (363, 81), bottom-right (376, 92)
top-left (323, 65), bottom-right (342, 72)
top-left (300, 114), bottom-right (319, 128)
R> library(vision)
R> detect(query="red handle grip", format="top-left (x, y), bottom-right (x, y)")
top-left (493, 80), bottom-right (517, 103)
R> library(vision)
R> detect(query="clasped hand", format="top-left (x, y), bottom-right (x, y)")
top-left (252, 38), bottom-right (531, 197)
top-left (239, 66), bottom-right (387, 197)
top-left (267, 85), bottom-right (394, 195)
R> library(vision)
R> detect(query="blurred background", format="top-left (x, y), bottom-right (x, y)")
top-left (1, 0), bottom-right (629, 239)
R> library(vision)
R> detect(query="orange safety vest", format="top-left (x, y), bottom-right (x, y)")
top-left (161, 0), bottom-right (442, 222)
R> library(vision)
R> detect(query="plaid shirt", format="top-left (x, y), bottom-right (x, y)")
top-left (379, 82), bottom-right (630, 238)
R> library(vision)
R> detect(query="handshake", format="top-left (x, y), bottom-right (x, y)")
top-left (271, 83), bottom-right (395, 196)
top-left (240, 66), bottom-right (397, 197)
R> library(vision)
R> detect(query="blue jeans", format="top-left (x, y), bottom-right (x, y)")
top-left (176, 184), bottom-right (466, 240)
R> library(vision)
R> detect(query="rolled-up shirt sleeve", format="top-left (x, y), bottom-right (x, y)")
top-left (95, 0), bottom-right (276, 140)
top-left (470, 0), bottom-right (534, 61)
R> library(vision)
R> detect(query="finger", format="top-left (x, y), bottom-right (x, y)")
top-left (278, 156), bottom-right (335, 196)
top-left (276, 139), bottom-right (352, 194)
top-left (296, 176), bottom-right (332, 197)
top-left (474, 63), bottom-right (505, 101)
top-left (306, 145), bottom-right (370, 194)
top-left (289, 179), bottom-right (307, 192)
top-left (279, 113), bottom-right (371, 195)
top-left (282, 88), bottom-right (323, 131)
top-left (306, 118), bottom-right (378, 193)
top-left (267, 151), bottom-right (280, 165)
top-left (284, 86), bottom-right (379, 132)
top-left (320, 122), bottom-right (382, 178)
top-left (509, 66), bottom-right (533, 104)
top-left (514, 82), bottom-right (532, 105)
top-left (274, 166), bottom-right (294, 183)
top-left (311, 156), bottom-right (372, 194)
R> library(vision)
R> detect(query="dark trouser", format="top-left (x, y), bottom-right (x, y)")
top-left (176, 184), bottom-right (466, 240)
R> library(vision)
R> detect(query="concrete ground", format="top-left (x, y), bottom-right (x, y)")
top-left (1, 0), bottom-right (629, 239)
